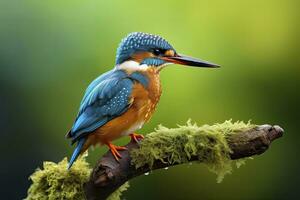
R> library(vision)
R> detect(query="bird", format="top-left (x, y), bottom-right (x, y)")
top-left (66, 32), bottom-right (219, 169)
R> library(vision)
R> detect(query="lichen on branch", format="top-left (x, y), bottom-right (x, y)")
top-left (26, 156), bottom-right (91, 200)
top-left (106, 182), bottom-right (130, 200)
top-left (26, 155), bottom-right (128, 200)
top-left (26, 120), bottom-right (282, 200)
top-left (130, 120), bottom-right (255, 182)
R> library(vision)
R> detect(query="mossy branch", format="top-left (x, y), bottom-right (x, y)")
top-left (26, 121), bottom-right (283, 200)
top-left (84, 121), bottom-right (283, 200)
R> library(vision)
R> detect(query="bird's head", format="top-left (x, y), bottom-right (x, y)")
top-left (115, 32), bottom-right (219, 71)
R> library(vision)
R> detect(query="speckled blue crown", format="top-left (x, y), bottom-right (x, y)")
top-left (115, 32), bottom-right (175, 65)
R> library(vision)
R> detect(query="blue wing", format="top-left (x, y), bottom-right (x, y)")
top-left (68, 69), bottom-right (134, 143)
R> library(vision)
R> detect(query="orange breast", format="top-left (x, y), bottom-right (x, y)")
top-left (84, 67), bottom-right (162, 148)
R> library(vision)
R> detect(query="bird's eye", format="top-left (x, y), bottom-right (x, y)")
top-left (153, 49), bottom-right (162, 56)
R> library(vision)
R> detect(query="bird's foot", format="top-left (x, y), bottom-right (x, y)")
top-left (129, 133), bottom-right (144, 143)
top-left (106, 143), bottom-right (127, 161)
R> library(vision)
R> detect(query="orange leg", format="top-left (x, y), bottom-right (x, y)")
top-left (129, 133), bottom-right (144, 143)
top-left (106, 143), bottom-right (127, 161)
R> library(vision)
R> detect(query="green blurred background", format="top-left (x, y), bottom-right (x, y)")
top-left (1, 0), bottom-right (299, 199)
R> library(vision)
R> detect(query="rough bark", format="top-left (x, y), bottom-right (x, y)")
top-left (83, 124), bottom-right (284, 200)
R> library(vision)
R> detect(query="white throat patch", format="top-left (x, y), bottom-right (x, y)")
top-left (116, 61), bottom-right (149, 71)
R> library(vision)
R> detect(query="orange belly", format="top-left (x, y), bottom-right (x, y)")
top-left (86, 88), bottom-right (159, 149)
top-left (83, 68), bottom-right (161, 150)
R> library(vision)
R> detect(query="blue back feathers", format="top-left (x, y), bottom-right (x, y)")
top-left (67, 69), bottom-right (149, 168)
top-left (69, 70), bottom-right (131, 141)
top-left (115, 32), bottom-right (175, 65)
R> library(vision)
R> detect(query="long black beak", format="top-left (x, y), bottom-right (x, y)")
top-left (162, 53), bottom-right (220, 68)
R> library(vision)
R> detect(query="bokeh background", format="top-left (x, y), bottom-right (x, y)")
top-left (1, 0), bottom-right (299, 199)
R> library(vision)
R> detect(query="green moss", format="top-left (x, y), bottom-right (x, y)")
top-left (26, 154), bottom-right (129, 200)
top-left (107, 182), bottom-right (130, 200)
top-left (26, 155), bottom-right (91, 200)
top-left (130, 120), bottom-right (255, 182)
top-left (26, 120), bottom-right (256, 200)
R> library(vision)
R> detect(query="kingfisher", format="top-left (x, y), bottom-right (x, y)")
top-left (66, 32), bottom-right (219, 169)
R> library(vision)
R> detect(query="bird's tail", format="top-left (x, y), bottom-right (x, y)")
top-left (68, 137), bottom-right (86, 170)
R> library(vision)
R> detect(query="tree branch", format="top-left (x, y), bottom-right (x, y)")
top-left (83, 124), bottom-right (284, 200)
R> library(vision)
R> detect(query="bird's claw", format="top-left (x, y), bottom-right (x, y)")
top-left (106, 143), bottom-right (127, 161)
top-left (130, 133), bottom-right (144, 143)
